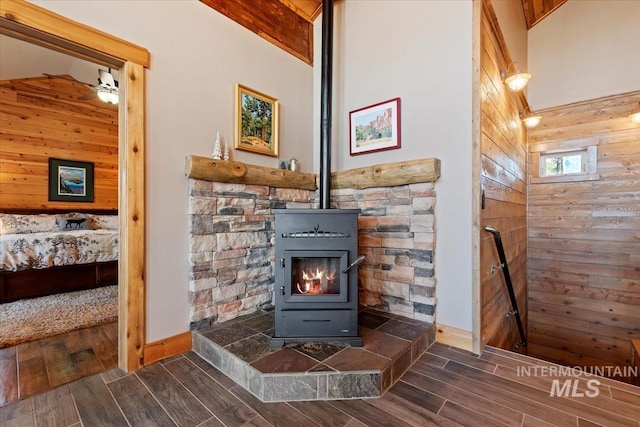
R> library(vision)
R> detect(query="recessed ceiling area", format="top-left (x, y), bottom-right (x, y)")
top-left (277, 0), bottom-right (566, 28)
top-left (200, 0), bottom-right (568, 65)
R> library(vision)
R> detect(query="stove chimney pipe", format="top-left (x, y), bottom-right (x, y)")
top-left (319, 0), bottom-right (334, 209)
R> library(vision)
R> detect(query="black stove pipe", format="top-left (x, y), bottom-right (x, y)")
top-left (319, 0), bottom-right (334, 209)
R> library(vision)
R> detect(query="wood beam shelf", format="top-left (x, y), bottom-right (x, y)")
top-left (185, 155), bottom-right (317, 190)
top-left (185, 155), bottom-right (441, 190)
top-left (330, 158), bottom-right (440, 190)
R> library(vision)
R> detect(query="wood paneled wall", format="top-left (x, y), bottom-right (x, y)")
top-left (0, 75), bottom-right (118, 210)
top-left (479, 1), bottom-right (528, 351)
top-left (527, 92), bottom-right (640, 372)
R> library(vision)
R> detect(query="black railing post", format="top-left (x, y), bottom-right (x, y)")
top-left (485, 226), bottom-right (527, 348)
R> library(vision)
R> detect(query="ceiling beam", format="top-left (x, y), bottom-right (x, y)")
top-left (200, 0), bottom-right (313, 65)
top-left (279, 0), bottom-right (322, 23)
top-left (521, 0), bottom-right (568, 29)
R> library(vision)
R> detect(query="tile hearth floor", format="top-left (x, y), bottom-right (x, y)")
top-left (192, 308), bottom-right (435, 402)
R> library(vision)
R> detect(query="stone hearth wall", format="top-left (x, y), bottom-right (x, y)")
top-left (188, 179), bottom-right (436, 328)
top-left (188, 180), bottom-right (312, 328)
top-left (332, 183), bottom-right (436, 322)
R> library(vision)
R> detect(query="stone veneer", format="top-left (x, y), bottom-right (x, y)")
top-left (331, 184), bottom-right (436, 322)
top-left (188, 179), bottom-right (436, 328)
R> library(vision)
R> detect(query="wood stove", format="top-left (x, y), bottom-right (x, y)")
top-left (270, 209), bottom-right (363, 348)
top-left (270, 0), bottom-right (363, 348)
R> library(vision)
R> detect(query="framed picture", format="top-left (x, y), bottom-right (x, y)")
top-left (48, 158), bottom-right (94, 202)
top-left (235, 84), bottom-right (279, 157)
top-left (349, 97), bottom-right (401, 156)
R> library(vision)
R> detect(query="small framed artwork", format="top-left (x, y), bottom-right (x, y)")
top-left (235, 83), bottom-right (279, 157)
top-left (349, 97), bottom-right (401, 156)
top-left (48, 158), bottom-right (94, 202)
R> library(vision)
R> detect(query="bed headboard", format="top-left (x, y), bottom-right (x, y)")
top-left (1, 209), bottom-right (118, 215)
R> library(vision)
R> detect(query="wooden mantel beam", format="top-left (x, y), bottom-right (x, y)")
top-left (185, 155), bottom-right (317, 190)
top-left (186, 155), bottom-right (441, 191)
top-left (330, 158), bottom-right (441, 190)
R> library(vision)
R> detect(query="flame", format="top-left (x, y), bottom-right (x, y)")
top-left (302, 268), bottom-right (335, 282)
top-left (296, 267), bottom-right (336, 294)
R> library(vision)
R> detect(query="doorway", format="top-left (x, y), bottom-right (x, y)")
top-left (0, 0), bottom-right (148, 373)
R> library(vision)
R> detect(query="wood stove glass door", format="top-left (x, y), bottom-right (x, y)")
top-left (284, 250), bottom-right (349, 303)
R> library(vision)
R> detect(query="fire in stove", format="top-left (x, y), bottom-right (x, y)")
top-left (293, 258), bottom-right (339, 295)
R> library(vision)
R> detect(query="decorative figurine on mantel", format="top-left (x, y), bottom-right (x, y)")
top-left (223, 140), bottom-right (230, 161)
top-left (212, 130), bottom-right (222, 159)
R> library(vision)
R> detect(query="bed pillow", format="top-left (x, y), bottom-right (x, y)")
top-left (0, 214), bottom-right (58, 235)
top-left (89, 214), bottom-right (119, 230)
top-left (57, 216), bottom-right (92, 231)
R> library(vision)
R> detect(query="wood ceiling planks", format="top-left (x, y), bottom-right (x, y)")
top-left (279, 0), bottom-right (322, 22)
top-left (200, 0), bottom-right (314, 65)
top-left (521, 0), bottom-right (568, 29)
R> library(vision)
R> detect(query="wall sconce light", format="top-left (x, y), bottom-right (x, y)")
top-left (521, 106), bottom-right (541, 128)
top-left (502, 62), bottom-right (531, 92)
top-left (629, 102), bottom-right (640, 123)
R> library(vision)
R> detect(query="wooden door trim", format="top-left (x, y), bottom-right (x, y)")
top-left (1, 0), bottom-right (149, 371)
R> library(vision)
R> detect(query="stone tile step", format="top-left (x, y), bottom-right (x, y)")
top-left (192, 308), bottom-right (434, 402)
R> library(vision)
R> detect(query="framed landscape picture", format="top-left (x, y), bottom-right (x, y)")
top-left (235, 84), bottom-right (279, 157)
top-left (349, 97), bottom-right (401, 156)
top-left (48, 158), bottom-right (94, 202)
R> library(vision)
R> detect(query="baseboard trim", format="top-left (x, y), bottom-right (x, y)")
top-left (436, 323), bottom-right (474, 353)
top-left (143, 331), bottom-right (192, 365)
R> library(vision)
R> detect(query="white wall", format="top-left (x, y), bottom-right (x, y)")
top-left (32, 0), bottom-right (314, 341)
top-left (314, 0), bottom-right (474, 331)
top-left (491, 0), bottom-right (528, 72)
top-left (528, 0), bottom-right (640, 109)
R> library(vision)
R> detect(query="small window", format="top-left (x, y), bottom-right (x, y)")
top-left (530, 139), bottom-right (599, 184)
top-left (540, 149), bottom-right (587, 177)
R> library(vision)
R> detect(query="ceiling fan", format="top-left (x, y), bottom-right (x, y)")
top-left (78, 68), bottom-right (119, 104)
top-left (45, 68), bottom-right (119, 104)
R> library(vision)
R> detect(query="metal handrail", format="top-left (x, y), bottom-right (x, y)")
top-left (485, 226), bottom-right (527, 348)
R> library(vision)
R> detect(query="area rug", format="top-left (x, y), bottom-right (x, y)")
top-left (0, 285), bottom-right (118, 348)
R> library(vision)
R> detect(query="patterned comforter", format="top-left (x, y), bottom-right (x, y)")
top-left (0, 230), bottom-right (119, 272)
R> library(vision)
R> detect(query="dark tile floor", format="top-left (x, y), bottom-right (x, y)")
top-left (2, 342), bottom-right (639, 426)
top-left (192, 308), bottom-right (435, 401)
top-left (0, 322), bottom-right (118, 407)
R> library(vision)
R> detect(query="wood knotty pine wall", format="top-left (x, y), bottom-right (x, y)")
top-left (479, 1), bottom-right (528, 352)
top-left (0, 75), bottom-right (118, 210)
top-left (527, 92), bottom-right (640, 370)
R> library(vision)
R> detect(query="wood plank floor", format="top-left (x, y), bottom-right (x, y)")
top-left (1, 341), bottom-right (638, 426)
top-left (0, 322), bottom-right (118, 407)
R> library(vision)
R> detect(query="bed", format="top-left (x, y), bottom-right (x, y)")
top-left (0, 210), bottom-right (118, 303)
